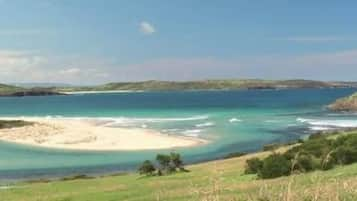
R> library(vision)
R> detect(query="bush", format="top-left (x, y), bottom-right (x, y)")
top-left (156, 154), bottom-right (172, 173)
top-left (245, 158), bottom-right (263, 174)
top-left (170, 152), bottom-right (184, 171)
top-left (258, 154), bottom-right (291, 179)
top-left (138, 160), bottom-right (156, 176)
top-left (292, 153), bottom-right (316, 172)
top-left (331, 146), bottom-right (357, 165)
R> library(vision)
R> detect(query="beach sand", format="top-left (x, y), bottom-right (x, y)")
top-left (0, 118), bottom-right (206, 151)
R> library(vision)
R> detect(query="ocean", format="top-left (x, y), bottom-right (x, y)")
top-left (0, 88), bottom-right (356, 181)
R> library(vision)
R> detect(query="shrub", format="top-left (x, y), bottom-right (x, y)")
top-left (331, 146), bottom-right (357, 165)
top-left (138, 160), bottom-right (156, 176)
top-left (244, 157), bottom-right (263, 174)
top-left (292, 153), bottom-right (316, 172)
top-left (258, 154), bottom-right (291, 179)
top-left (170, 152), bottom-right (184, 171)
top-left (156, 154), bottom-right (171, 172)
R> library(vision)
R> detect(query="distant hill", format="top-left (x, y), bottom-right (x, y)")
top-left (329, 92), bottom-right (357, 111)
top-left (0, 84), bottom-right (64, 97)
top-left (2, 80), bottom-right (357, 96)
top-left (0, 84), bottom-right (24, 95)
top-left (56, 79), bottom-right (357, 92)
top-left (11, 83), bottom-right (74, 88)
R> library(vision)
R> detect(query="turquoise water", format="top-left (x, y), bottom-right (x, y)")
top-left (0, 88), bottom-right (357, 180)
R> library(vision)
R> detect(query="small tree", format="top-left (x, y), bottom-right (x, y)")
top-left (156, 154), bottom-right (172, 174)
top-left (170, 152), bottom-right (184, 171)
top-left (138, 160), bottom-right (156, 176)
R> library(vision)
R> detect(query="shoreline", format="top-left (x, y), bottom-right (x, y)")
top-left (62, 90), bottom-right (144, 95)
top-left (0, 117), bottom-right (207, 151)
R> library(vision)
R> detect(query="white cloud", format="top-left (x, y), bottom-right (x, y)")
top-left (0, 50), bottom-right (111, 84)
top-left (139, 21), bottom-right (156, 35)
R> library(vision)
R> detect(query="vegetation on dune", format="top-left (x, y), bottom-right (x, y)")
top-left (0, 120), bottom-right (33, 129)
top-left (245, 132), bottom-right (357, 179)
top-left (1, 138), bottom-right (357, 200)
top-left (1, 128), bottom-right (357, 200)
top-left (329, 92), bottom-right (357, 111)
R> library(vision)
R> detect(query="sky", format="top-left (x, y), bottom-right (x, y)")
top-left (0, 0), bottom-right (357, 84)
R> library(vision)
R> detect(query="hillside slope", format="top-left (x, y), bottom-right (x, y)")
top-left (1, 141), bottom-right (357, 201)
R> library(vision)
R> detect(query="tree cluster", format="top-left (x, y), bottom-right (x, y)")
top-left (138, 152), bottom-right (186, 176)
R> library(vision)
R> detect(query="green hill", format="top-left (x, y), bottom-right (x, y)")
top-left (2, 131), bottom-right (357, 201)
top-left (329, 92), bottom-right (357, 111)
top-left (0, 84), bottom-right (63, 97)
top-left (56, 79), bottom-right (357, 92)
top-left (0, 84), bottom-right (24, 95)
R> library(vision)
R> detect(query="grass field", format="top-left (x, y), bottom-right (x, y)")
top-left (1, 144), bottom-right (357, 201)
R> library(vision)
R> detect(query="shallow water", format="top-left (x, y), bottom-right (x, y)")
top-left (0, 88), bottom-right (356, 180)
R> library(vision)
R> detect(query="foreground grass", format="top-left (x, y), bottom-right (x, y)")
top-left (1, 145), bottom-right (357, 201)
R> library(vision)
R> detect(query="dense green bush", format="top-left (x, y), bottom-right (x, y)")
top-left (258, 154), bottom-right (291, 179)
top-left (245, 132), bottom-right (357, 179)
top-left (156, 154), bottom-right (173, 173)
top-left (292, 152), bottom-right (317, 172)
top-left (244, 158), bottom-right (263, 174)
top-left (138, 160), bottom-right (156, 176)
top-left (138, 152), bottom-right (186, 176)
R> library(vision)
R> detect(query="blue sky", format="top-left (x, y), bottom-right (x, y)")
top-left (0, 0), bottom-right (356, 84)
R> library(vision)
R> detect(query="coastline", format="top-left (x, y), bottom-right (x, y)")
top-left (62, 90), bottom-right (144, 95)
top-left (0, 117), bottom-right (206, 151)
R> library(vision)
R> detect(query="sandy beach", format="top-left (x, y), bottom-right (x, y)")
top-left (0, 117), bottom-right (206, 151)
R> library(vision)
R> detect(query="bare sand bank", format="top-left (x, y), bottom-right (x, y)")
top-left (0, 117), bottom-right (206, 151)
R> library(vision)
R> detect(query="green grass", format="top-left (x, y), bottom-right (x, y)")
top-left (1, 143), bottom-right (357, 201)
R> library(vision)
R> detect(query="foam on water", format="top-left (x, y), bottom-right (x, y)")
top-left (195, 122), bottom-right (215, 128)
top-left (181, 129), bottom-right (202, 137)
top-left (229, 118), bottom-right (242, 123)
top-left (297, 117), bottom-right (357, 130)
